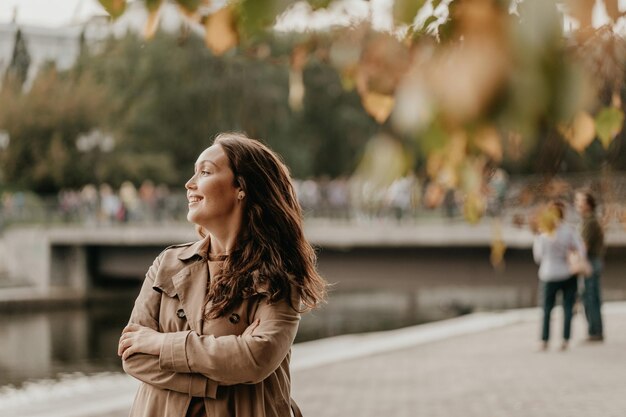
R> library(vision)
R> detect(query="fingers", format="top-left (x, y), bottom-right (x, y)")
top-left (118, 334), bottom-right (132, 357)
top-left (122, 323), bottom-right (140, 334)
top-left (122, 345), bottom-right (136, 361)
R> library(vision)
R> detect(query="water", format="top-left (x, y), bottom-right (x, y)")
top-left (3, 244), bottom-right (626, 389)
top-left (0, 285), bottom-right (539, 389)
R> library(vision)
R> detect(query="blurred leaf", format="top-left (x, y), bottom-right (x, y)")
top-left (174, 0), bottom-right (201, 13)
top-left (567, 0), bottom-right (594, 29)
top-left (474, 126), bottom-right (502, 162)
top-left (392, 77), bottom-right (434, 133)
top-left (604, 0), bottom-right (620, 22)
top-left (143, 8), bottom-right (161, 39)
top-left (289, 69), bottom-right (305, 111)
top-left (595, 106), bottom-right (624, 149)
top-left (98, 0), bottom-right (127, 19)
top-left (360, 92), bottom-right (395, 123)
top-left (354, 133), bottom-right (409, 188)
top-left (238, 0), bottom-right (291, 38)
top-left (393, 0), bottom-right (426, 26)
top-left (463, 192), bottom-right (485, 224)
top-left (490, 220), bottom-right (506, 269)
top-left (558, 111), bottom-right (595, 153)
top-left (307, 0), bottom-right (332, 10)
top-left (145, 0), bottom-right (164, 12)
top-left (204, 6), bottom-right (239, 55)
top-left (357, 33), bottom-right (411, 96)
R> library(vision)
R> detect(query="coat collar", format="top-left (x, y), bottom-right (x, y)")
top-left (177, 234), bottom-right (211, 261)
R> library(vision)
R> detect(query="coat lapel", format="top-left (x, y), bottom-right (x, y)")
top-left (172, 260), bottom-right (208, 333)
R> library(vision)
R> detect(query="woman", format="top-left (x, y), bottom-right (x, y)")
top-left (118, 132), bottom-right (327, 417)
top-left (532, 200), bottom-right (585, 351)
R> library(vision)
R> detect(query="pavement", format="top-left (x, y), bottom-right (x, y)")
top-left (2, 303), bottom-right (625, 417)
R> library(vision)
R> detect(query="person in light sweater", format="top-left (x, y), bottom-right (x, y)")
top-left (532, 200), bottom-right (586, 351)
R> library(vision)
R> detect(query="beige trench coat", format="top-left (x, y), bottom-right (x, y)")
top-left (122, 237), bottom-right (301, 417)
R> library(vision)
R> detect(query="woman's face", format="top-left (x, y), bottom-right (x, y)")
top-left (185, 145), bottom-right (241, 228)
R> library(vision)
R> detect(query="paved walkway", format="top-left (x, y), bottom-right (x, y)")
top-left (2, 304), bottom-right (625, 417)
top-left (292, 305), bottom-right (626, 417)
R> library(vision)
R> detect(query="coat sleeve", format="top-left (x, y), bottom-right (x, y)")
top-left (122, 253), bottom-right (219, 398)
top-left (159, 292), bottom-right (301, 385)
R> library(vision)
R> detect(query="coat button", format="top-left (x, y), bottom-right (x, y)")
top-left (229, 313), bottom-right (240, 324)
top-left (177, 308), bottom-right (186, 319)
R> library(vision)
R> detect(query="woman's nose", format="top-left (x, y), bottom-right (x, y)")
top-left (185, 176), bottom-right (196, 190)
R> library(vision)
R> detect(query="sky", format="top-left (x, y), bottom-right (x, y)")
top-left (0, 0), bottom-right (107, 27)
top-left (0, 0), bottom-right (623, 30)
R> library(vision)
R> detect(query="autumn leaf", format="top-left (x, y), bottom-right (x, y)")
top-left (361, 92), bottom-right (395, 124)
top-left (98, 0), bottom-right (126, 19)
top-left (558, 111), bottom-right (595, 153)
top-left (490, 220), bottom-right (506, 270)
top-left (143, 8), bottom-right (161, 39)
top-left (474, 126), bottom-right (502, 162)
top-left (205, 6), bottom-right (239, 56)
top-left (595, 106), bottom-right (624, 149)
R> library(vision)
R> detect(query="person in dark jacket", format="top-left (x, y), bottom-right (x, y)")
top-left (575, 190), bottom-right (605, 342)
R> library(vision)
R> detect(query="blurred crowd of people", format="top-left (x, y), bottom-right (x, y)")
top-left (0, 170), bottom-right (512, 228)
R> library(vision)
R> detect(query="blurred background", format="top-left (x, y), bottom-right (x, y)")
top-left (2, 0), bottom-right (626, 415)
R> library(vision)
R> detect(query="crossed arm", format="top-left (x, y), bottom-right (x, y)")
top-left (119, 255), bottom-right (300, 394)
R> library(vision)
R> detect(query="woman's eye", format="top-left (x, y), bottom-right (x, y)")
top-left (200, 170), bottom-right (210, 176)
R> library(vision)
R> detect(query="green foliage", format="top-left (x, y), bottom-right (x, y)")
top-left (393, 0), bottom-right (426, 25)
top-left (0, 32), bottom-right (377, 192)
top-left (595, 107), bottom-right (624, 148)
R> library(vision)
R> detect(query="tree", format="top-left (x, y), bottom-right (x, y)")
top-left (5, 28), bottom-right (31, 88)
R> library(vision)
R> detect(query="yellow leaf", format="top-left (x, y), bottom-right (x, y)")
top-left (559, 111), bottom-right (595, 153)
top-left (204, 7), bottom-right (239, 56)
top-left (361, 92), bottom-right (395, 124)
top-left (474, 126), bottom-right (502, 162)
top-left (98, 0), bottom-right (126, 19)
top-left (490, 220), bottom-right (506, 270)
top-left (143, 8), bottom-right (161, 39)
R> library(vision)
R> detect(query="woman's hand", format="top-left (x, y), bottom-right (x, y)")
top-left (118, 323), bottom-right (165, 361)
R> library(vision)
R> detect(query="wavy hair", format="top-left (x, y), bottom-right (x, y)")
top-left (200, 132), bottom-right (327, 319)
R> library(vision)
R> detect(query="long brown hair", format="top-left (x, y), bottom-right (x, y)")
top-left (200, 132), bottom-right (327, 319)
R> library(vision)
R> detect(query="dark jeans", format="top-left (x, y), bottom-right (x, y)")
top-left (583, 258), bottom-right (604, 337)
top-left (541, 276), bottom-right (577, 342)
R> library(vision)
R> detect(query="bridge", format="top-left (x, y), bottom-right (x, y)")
top-left (2, 220), bottom-right (626, 308)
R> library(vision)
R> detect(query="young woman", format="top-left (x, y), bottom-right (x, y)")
top-left (532, 200), bottom-right (585, 351)
top-left (118, 132), bottom-right (327, 417)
